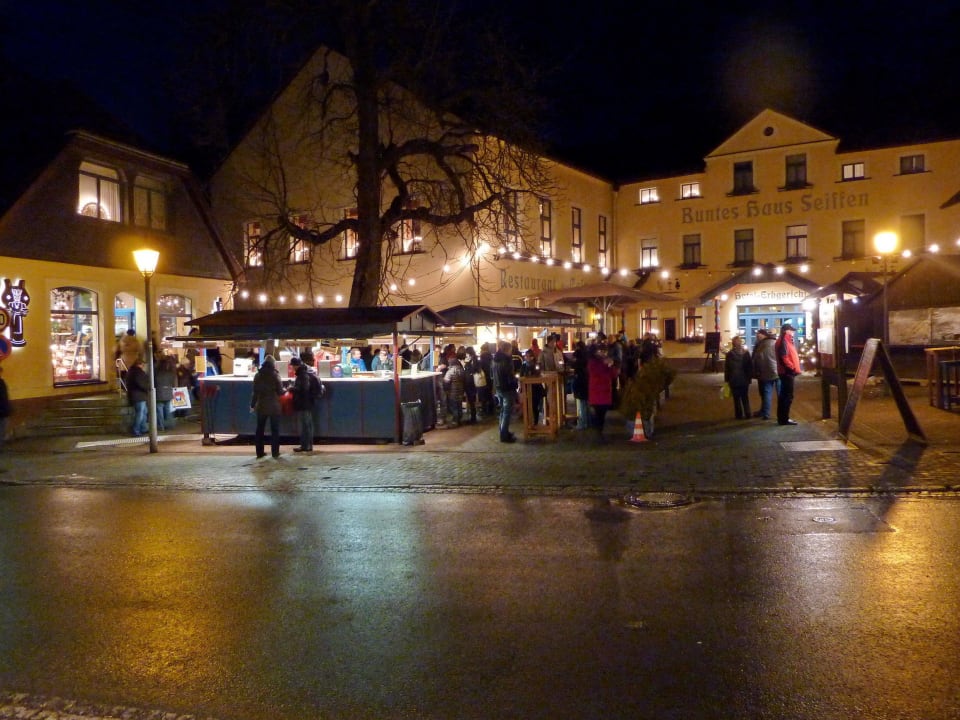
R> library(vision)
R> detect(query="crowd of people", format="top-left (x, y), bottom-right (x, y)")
top-left (431, 330), bottom-right (665, 443)
top-left (723, 323), bottom-right (802, 425)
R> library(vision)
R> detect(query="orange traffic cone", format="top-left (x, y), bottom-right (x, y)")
top-left (629, 412), bottom-right (648, 443)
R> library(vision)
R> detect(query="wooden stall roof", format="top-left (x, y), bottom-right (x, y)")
top-left (181, 305), bottom-right (447, 341)
top-left (437, 304), bottom-right (584, 328)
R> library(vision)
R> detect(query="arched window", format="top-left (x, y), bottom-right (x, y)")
top-left (158, 294), bottom-right (193, 352)
top-left (51, 287), bottom-right (100, 385)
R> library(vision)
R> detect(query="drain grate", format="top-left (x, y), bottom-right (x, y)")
top-left (622, 491), bottom-right (694, 509)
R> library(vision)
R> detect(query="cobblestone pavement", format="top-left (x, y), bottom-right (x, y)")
top-left (3, 370), bottom-right (957, 497)
top-left (0, 691), bottom-right (220, 720)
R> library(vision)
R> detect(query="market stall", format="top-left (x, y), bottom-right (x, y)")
top-left (179, 305), bottom-right (446, 444)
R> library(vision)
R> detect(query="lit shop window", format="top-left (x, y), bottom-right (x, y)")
top-left (639, 187), bottom-right (659, 204)
top-left (51, 287), bottom-right (100, 385)
top-left (77, 161), bottom-right (121, 221)
top-left (158, 294), bottom-right (193, 353)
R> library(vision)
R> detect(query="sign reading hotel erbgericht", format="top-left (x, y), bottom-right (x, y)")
top-left (682, 190), bottom-right (869, 224)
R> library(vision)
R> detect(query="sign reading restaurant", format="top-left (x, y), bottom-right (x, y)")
top-left (681, 189), bottom-right (869, 224)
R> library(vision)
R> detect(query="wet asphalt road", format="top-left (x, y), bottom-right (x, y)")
top-left (2, 488), bottom-right (959, 720)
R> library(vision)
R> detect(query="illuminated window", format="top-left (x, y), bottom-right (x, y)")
top-left (841, 219), bottom-right (865, 258)
top-left (640, 237), bottom-right (659, 268)
top-left (639, 187), bottom-right (659, 204)
top-left (158, 294), bottom-right (193, 351)
top-left (734, 229), bottom-right (754, 264)
top-left (598, 215), bottom-right (608, 268)
top-left (571, 207), bottom-right (582, 263)
top-left (684, 306), bottom-right (703, 338)
top-left (288, 213), bottom-right (313, 264)
top-left (680, 182), bottom-right (701, 199)
top-left (899, 154), bottom-right (925, 174)
top-left (395, 199), bottom-right (423, 254)
top-left (841, 162), bottom-right (865, 181)
top-left (786, 224), bottom-right (808, 259)
top-left (50, 287), bottom-right (100, 385)
top-left (641, 308), bottom-right (658, 334)
top-left (133, 175), bottom-right (167, 230)
top-left (244, 221), bottom-right (263, 267)
top-left (539, 197), bottom-right (552, 257)
top-left (784, 154), bottom-right (808, 189)
top-left (78, 161), bottom-right (121, 221)
top-left (342, 208), bottom-right (359, 259)
top-left (682, 233), bottom-right (701, 266)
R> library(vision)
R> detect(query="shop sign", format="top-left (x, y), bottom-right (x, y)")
top-left (681, 190), bottom-right (870, 225)
top-left (0, 278), bottom-right (30, 347)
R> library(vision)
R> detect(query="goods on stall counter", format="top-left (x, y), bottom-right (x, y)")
top-left (331, 364), bottom-right (343, 378)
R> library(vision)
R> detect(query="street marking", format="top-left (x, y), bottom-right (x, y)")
top-left (780, 440), bottom-right (850, 452)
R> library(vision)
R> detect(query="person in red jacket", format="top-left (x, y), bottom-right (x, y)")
top-left (587, 342), bottom-right (621, 441)
top-left (775, 323), bottom-right (802, 425)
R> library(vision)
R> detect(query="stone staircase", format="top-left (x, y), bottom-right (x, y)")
top-left (31, 392), bottom-right (134, 436)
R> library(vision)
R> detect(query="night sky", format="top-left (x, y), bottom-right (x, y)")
top-left (3, 1), bottom-right (960, 182)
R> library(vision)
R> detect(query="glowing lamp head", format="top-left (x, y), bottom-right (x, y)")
top-left (133, 249), bottom-right (160, 277)
top-left (873, 231), bottom-right (898, 255)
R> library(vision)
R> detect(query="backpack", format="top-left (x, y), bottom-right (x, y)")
top-left (309, 373), bottom-right (325, 400)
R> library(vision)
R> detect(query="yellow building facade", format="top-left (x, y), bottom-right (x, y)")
top-left (616, 109), bottom-right (960, 348)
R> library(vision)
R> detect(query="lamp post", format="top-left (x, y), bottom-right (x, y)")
top-left (873, 231), bottom-right (898, 347)
top-left (134, 248), bottom-right (160, 453)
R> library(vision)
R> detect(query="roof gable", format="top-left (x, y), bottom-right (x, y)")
top-left (707, 109), bottom-right (837, 159)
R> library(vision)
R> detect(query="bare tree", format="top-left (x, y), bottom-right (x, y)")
top-left (217, 0), bottom-right (557, 308)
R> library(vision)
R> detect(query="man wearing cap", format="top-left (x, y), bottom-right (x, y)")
top-left (775, 324), bottom-right (802, 425)
top-left (752, 328), bottom-right (779, 420)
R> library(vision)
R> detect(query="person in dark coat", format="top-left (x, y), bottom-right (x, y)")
top-left (491, 340), bottom-right (519, 443)
top-left (250, 354), bottom-right (284, 458)
top-left (0, 365), bottom-right (11, 451)
top-left (291, 357), bottom-right (323, 453)
top-left (126, 358), bottom-right (150, 436)
top-left (724, 335), bottom-right (753, 419)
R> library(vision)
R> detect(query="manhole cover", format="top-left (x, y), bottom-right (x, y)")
top-left (813, 516), bottom-right (837, 524)
top-left (622, 492), bottom-right (694, 509)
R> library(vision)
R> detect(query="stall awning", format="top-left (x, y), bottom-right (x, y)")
top-left (437, 304), bottom-right (584, 328)
top-left (181, 305), bottom-right (447, 341)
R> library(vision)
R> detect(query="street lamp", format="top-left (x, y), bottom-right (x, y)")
top-left (134, 248), bottom-right (160, 453)
top-left (873, 231), bottom-right (898, 347)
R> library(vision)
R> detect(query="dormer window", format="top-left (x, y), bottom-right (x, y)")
top-left (133, 175), bottom-right (167, 231)
top-left (78, 161), bottom-right (121, 222)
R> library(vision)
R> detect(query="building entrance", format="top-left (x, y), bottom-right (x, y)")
top-left (738, 304), bottom-right (805, 348)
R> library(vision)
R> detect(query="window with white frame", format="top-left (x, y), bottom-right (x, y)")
top-left (78, 161), bottom-right (121, 221)
top-left (640, 237), bottom-right (659, 268)
top-left (841, 162), bottom-right (865, 181)
top-left (786, 224), bottom-right (808, 259)
top-left (539, 197), bottom-right (553, 256)
top-left (734, 228), bottom-right (754, 264)
top-left (342, 207), bottom-right (359, 259)
top-left (133, 175), bottom-right (167, 230)
top-left (288, 213), bottom-right (313, 264)
top-left (680, 182), bottom-right (701, 199)
top-left (50, 286), bottom-right (100, 385)
top-left (598, 214), bottom-right (608, 268)
top-left (243, 221), bottom-right (263, 267)
top-left (682, 233), bottom-right (701, 266)
top-left (639, 187), bottom-right (660, 205)
top-left (571, 207), bottom-right (582, 263)
top-left (841, 219), bottom-right (865, 258)
top-left (899, 154), bottom-right (925, 174)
